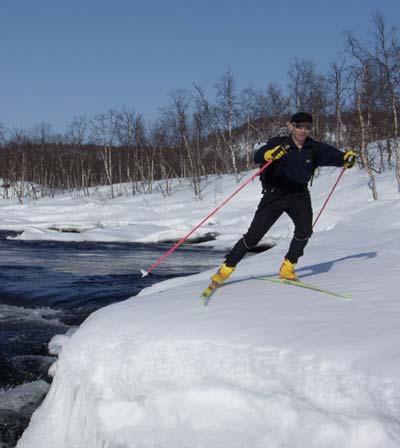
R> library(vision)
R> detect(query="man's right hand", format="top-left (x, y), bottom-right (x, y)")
top-left (343, 149), bottom-right (356, 168)
top-left (264, 145), bottom-right (287, 161)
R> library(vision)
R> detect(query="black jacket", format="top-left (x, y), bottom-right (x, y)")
top-left (254, 135), bottom-right (345, 192)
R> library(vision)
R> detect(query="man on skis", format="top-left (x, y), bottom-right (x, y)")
top-left (210, 112), bottom-right (356, 285)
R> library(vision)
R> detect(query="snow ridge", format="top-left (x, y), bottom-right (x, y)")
top-left (18, 338), bottom-right (400, 448)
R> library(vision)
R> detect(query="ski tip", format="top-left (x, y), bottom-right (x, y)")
top-left (200, 290), bottom-right (210, 300)
top-left (140, 269), bottom-right (149, 278)
top-left (200, 295), bottom-right (210, 306)
top-left (200, 287), bottom-right (214, 305)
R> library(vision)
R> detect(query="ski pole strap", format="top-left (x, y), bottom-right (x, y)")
top-left (142, 161), bottom-right (273, 276)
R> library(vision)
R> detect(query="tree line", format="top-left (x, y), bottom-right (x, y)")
top-left (0, 12), bottom-right (399, 203)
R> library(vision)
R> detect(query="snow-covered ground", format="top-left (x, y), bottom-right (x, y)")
top-left (7, 166), bottom-right (400, 447)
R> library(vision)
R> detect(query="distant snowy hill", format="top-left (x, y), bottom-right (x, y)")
top-left (12, 166), bottom-right (400, 447)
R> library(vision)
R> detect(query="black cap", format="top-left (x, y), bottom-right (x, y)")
top-left (290, 112), bottom-right (313, 124)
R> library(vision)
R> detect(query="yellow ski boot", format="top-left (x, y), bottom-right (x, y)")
top-left (211, 262), bottom-right (235, 285)
top-left (201, 263), bottom-right (235, 303)
top-left (279, 259), bottom-right (298, 281)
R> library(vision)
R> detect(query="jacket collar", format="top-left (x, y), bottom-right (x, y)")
top-left (288, 135), bottom-right (314, 149)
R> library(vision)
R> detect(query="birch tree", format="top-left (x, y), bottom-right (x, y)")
top-left (90, 110), bottom-right (119, 198)
top-left (215, 70), bottom-right (240, 181)
top-left (327, 61), bottom-right (349, 147)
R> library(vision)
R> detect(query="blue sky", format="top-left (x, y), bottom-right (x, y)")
top-left (1, 0), bottom-right (400, 132)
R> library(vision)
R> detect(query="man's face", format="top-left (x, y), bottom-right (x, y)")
top-left (288, 122), bottom-right (312, 145)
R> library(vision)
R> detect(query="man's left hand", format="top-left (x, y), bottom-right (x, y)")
top-left (343, 149), bottom-right (356, 168)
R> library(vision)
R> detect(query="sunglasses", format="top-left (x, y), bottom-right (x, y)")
top-left (293, 123), bottom-right (312, 130)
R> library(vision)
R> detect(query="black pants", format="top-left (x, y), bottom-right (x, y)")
top-left (225, 186), bottom-right (313, 267)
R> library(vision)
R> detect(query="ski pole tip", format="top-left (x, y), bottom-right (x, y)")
top-left (140, 269), bottom-right (149, 278)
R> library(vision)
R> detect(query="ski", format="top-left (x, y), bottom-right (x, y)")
top-left (253, 276), bottom-right (352, 300)
top-left (200, 281), bottom-right (219, 305)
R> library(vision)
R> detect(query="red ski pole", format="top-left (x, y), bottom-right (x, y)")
top-left (312, 167), bottom-right (346, 228)
top-left (141, 160), bottom-right (273, 277)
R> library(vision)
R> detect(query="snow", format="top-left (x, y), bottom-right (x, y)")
top-left (4, 165), bottom-right (400, 447)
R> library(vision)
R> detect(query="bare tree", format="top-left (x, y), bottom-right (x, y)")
top-left (287, 59), bottom-right (328, 138)
top-left (238, 86), bottom-right (259, 169)
top-left (0, 123), bottom-right (7, 147)
top-left (149, 121), bottom-right (176, 196)
top-left (90, 110), bottom-right (119, 198)
top-left (215, 69), bottom-right (240, 180)
top-left (351, 62), bottom-right (379, 200)
top-left (65, 116), bottom-right (88, 147)
top-left (266, 83), bottom-right (290, 130)
top-left (192, 83), bottom-right (223, 174)
top-left (371, 12), bottom-right (400, 182)
top-left (164, 90), bottom-right (204, 197)
top-left (288, 59), bottom-right (316, 111)
top-left (346, 13), bottom-right (400, 189)
top-left (65, 116), bottom-right (91, 194)
top-left (327, 60), bottom-right (350, 147)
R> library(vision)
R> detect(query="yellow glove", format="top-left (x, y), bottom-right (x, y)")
top-left (264, 145), bottom-right (287, 162)
top-left (343, 149), bottom-right (356, 168)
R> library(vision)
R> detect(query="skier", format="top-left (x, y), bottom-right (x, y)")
top-left (210, 112), bottom-right (356, 284)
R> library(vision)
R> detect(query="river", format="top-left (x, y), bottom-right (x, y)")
top-left (0, 230), bottom-right (223, 447)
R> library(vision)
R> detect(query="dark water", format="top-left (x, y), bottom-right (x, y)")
top-left (0, 230), bottom-right (223, 446)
